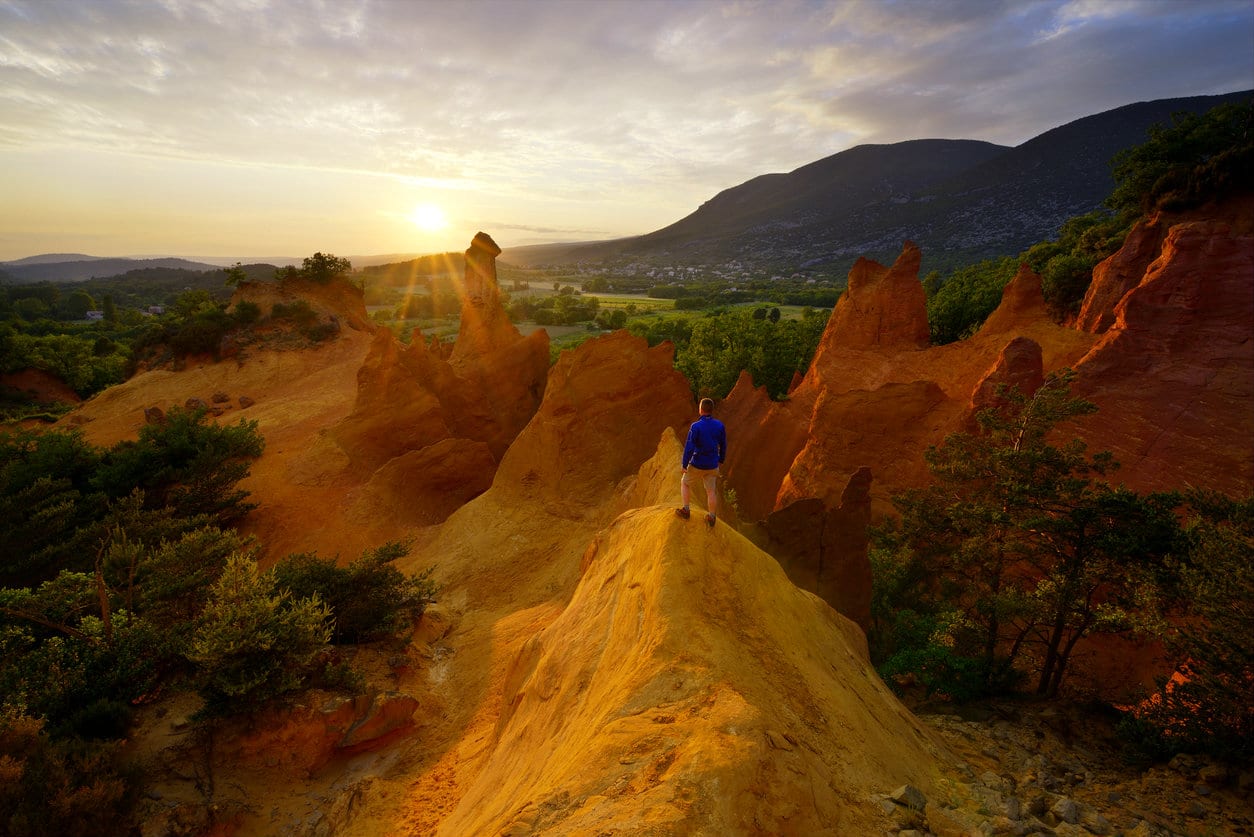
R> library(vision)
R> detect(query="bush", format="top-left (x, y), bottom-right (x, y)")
top-left (186, 555), bottom-right (331, 714)
top-left (270, 300), bottom-right (319, 327)
top-left (91, 406), bottom-right (264, 524)
top-left (232, 300), bottom-right (261, 326)
top-left (0, 707), bottom-right (138, 837)
top-left (272, 541), bottom-right (436, 643)
top-left (926, 257), bottom-right (1018, 343)
top-left (1119, 492), bottom-right (1254, 763)
top-left (1108, 102), bottom-right (1254, 218)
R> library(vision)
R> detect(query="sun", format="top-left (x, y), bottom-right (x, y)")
top-left (409, 203), bottom-right (449, 232)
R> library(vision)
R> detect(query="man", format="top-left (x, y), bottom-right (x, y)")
top-left (676, 397), bottom-right (727, 528)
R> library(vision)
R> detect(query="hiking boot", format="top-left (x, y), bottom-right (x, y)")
top-left (705, 513), bottom-right (716, 528)
top-left (675, 507), bottom-right (690, 520)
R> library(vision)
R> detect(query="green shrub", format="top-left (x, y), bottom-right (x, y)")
top-left (272, 541), bottom-right (436, 644)
top-left (925, 257), bottom-right (1018, 344)
top-left (91, 406), bottom-right (264, 524)
top-left (0, 707), bottom-right (139, 837)
top-left (186, 554), bottom-right (331, 714)
top-left (232, 299), bottom-right (261, 326)
top-left (270, 300), bottom-right (319, 327)
top-left (1119, 492), bottom-right (1254, 763)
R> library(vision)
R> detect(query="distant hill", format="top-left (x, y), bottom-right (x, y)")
top-left (0, 256), bottom-right (224, 284)
top-left (2, 253), bottom-right (108, 266)
top-left (360, 252), bottom-right (465, 285)
top-left (504, 90), bottom-right (1252, 274)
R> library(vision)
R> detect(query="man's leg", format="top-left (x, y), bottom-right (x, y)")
top-left (677, 469), bottom-right (692, 519)
top-left (704, 473), bottom-right (718, 526)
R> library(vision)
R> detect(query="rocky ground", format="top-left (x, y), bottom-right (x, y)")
top-left (880, 696), bottom-right (1252, 837)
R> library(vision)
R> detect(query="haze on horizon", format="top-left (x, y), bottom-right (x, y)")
top-left (1, 0), bottom-right (1251, 263)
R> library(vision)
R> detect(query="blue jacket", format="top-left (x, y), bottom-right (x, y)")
top-left (682, 414), bottom-right (727, 470)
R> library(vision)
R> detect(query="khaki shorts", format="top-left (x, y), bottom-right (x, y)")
top-left (682, 466), bottom-right (719, 492)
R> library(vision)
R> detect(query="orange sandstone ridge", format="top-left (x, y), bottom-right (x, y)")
top-left (50, 207), bottom-right (1253, 835)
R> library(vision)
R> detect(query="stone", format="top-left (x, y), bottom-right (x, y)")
top-left (890, 784), bottom-right (927, 811)
top-left (330, 238), bottom-right (550, 480)
top-left (143, 406), bottom-right (166, 425)
top-left (238, 395), bottom-right (255, 408)
top-left (1077, 216), bottom-right (1165, 333)
top-left (1050, 797), bottom-right (1078, 824)
top-left (978, 263), bottom-right (1049, 335)
top-left (211, 391), bottom-right (230, 403)
top-left (1197, 763), bottom-right (1229, 786)
top-left (1080, 809), bottom-right (1112, 835)
top-left (338, 691), bottom-right (419, 748)
top-left (492, 331), bottom-right (693, 506)
top-left (184, 397), bottom-right (208, 411)
top-left (1072, 207), bottom-right (1254, 500)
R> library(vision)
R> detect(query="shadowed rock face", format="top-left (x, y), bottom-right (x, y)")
top-left (762, 466), bottom-right (874, 630)
top-left (965, 336), bottom-right (1045, 430)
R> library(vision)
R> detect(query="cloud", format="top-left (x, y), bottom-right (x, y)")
top-left (0, 0), bottom-right (1250, 256)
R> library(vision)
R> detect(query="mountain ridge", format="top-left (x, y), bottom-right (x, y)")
top-left (503, 89), bottom-right (1253, 272)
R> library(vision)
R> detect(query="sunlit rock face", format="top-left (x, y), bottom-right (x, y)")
top-left (1071, 199), bottom-right (1254, 495)
top-left (493, 330), bottom-right (694, 507)
top-left (435, 506), bottom-right (943, 837)
top-left (1076, 217), bottom-right (1167, 334)
top-left (816, 240), bottom-right (930, 354)
top-left (976, 263), bottom-right (1048, 336)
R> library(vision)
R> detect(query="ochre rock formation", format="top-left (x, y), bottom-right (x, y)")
top-left (436, 507), bottom-right (943, 837)
top-left (1071, 203), bottom-right (1254, 495)
top-left (723, 245), bottom-right (1097, 525)
top-left (0, 368), bottom-right (81, 407)
top-left (762, 466), bottom-right (874, 630)
top-left (230, 274), bottom-right (374, 333)
top-left (493, 330), bottom-right (694, 507)
top-left (964, 336), bottom-right (1045, 429)
top-left (217, 689), bottom-right (419, 778)
top-left (977, 263), bottom-right (1049, 336)
top-left (817, 240), bottom-right (930, 353)
top-left (1076, 217), bottom-right (1167, 334)
top-left (325, 233), bottom-right (550, 522)
top-left (59, 206), bottom-right (1254, 835)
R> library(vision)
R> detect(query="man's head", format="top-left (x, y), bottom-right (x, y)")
top-left (699, 397), bottom-right (714, 415)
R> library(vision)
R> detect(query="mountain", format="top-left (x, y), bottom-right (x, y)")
top-left (0, 256), bottom-right (225, 284)
top-left (1, 252), bottom-right (108, 266)
top-left (503, 90), bottom-right (1252, 273)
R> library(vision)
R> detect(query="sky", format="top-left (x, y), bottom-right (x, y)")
top-left (1, 0), bottom-right (1251, 263)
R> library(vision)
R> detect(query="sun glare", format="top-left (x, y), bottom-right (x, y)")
top-left (409, 203), bottom-right (448, 232)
